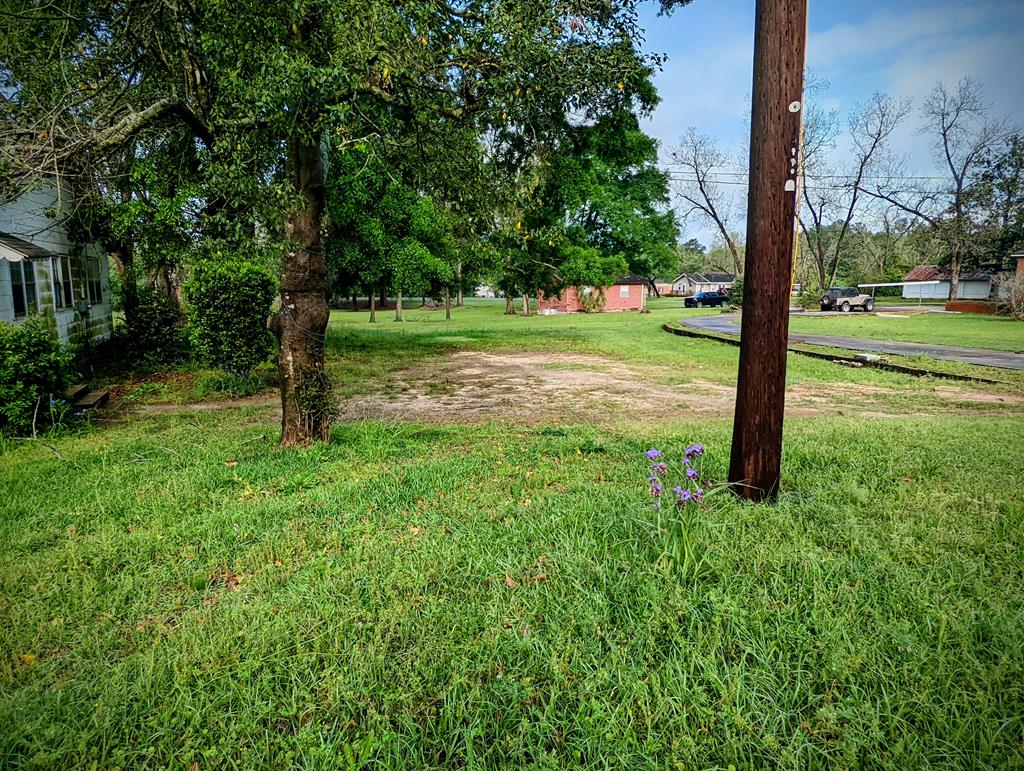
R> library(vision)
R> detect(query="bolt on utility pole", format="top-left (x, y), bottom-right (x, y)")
top-left (728, 0), bottom-right (808, 502)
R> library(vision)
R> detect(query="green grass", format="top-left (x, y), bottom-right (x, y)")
top-left (786, 310), bottom-right (1024, 353)
top-left (3, 299), bottom-right (1024, 768)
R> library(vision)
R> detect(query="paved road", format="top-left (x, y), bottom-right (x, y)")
top-left (682, 313), bottom-right (1024, 371)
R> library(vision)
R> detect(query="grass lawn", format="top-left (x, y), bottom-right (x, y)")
top-left (786, 310), bottom-right (1024, 353)
top-left (2, 299), bottom-right (1023, 768)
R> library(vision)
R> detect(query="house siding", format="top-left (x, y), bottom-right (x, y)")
top-left (902, 280), bottom-right (991, 300)
top-left (536, 284), bottom-right (645, 313)
top-left (0, 184), bottom-right (113, 344)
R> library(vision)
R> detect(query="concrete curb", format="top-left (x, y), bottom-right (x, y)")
top-left (661, 322), bottom-right (1010, 385)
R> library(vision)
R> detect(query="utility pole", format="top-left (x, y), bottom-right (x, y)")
top-left (728, 0), bottom-right (808, 502)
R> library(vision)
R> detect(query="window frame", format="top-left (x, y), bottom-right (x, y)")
top-left (51, 255), bottom-right (73, 309)
top-left (85, 255), bottom-right (103, 304)
top-left (9, 260), bottom-right (39, 318)
top-left (619, 284), bottom-right (630, 298)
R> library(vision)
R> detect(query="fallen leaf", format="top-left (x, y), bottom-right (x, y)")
top-left (273, 560), bottom-right (282, 568)
top-left (20, 653), bottom-right (37, 665)
top-left (407, 525), bottom-right (422, 536)
top-left (504, 572), bottom-right (518, 589)
top-left (522, 498), bottom-right (532, 507)
top-left (224, 460), bottom-right (238, 468)
top-left (530, 573), bottom-right (548, 583)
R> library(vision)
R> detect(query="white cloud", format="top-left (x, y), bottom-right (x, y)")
top-left (808, 2), bottom-right (1023, 68)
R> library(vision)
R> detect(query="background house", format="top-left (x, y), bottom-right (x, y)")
top-left (901, 265), bottom-right (995, 300)
top-left (0, 184), bottom-right (112, 344)
top-left (536, 275), bottom-right (647, 313)
top-left (670, 272), bottom-right (736, 296)
top-left (650, 279), bottom-right (674, 297)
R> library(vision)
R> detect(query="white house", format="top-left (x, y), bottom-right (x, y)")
top-left (901, 266), bottom-right (995, 301)
top-left (0, 184), bottom-right (112, 344)
top-left (670, 272), bottom-right (736, 297)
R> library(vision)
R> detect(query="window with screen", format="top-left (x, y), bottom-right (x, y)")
top-left (9, 261), bottom-right (38, 317)
top-left (51, 255), bottom-right (73, 309)
top-left (619, 284), bottom-right (630, 298)
top-left (86, 255), bottom-right (103, 303)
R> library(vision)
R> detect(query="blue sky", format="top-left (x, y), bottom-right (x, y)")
top-left (635, 0), bottom-right (1024, 244)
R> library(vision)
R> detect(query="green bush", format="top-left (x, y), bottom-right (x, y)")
top-left (184, 259), bottom-right (276, 375)
top-left (727, 276), bottom-right (744, 307)
top-left (118, 286), bottom-right (188, 366)
top-left (0, 317), bottom-right (74, 436)
top-left (795, 287), bottom-right (821, 310)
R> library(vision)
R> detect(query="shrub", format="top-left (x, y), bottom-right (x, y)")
top-left (994, 273), bottom-right (1024, 320)
top-left (184, 259), bottom-right (276, 375)
top-left (118, 286), bottom-right (188, 366)
top-left (727, 276), bottom-right (744, 307)
top-left (0, 317), bottom-right (74, 436)
top-left (795, 287), bottom-right (820, 310)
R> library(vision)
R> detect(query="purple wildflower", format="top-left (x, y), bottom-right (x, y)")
top-left (680, 489), bottom-right (692, 502)
top-left (685, 443), bottom-right (705, 457)
top-left (652, 462), bottom-right (668, 475)
top-left (646, 449), bottom-right (662, 460)
top-left (686, 467), bottom-right (698, 480)
top-left (681, 457), bottom-right (690, 467)
top-left (694, 487), bottom-right (705, 502)
top-left (648, 475), bottom-right (658, 483)
top-left (651, 483), bottom-right (663, 496)
top-left (672, 485), bottom-right (684, 496)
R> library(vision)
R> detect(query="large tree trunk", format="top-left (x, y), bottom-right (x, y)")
top-left (444, 287), bottom-right (451, 320)
top-left (505, 295), bottom-right (516, 315)
top-left (269, 135), bottom-right (331, 447)
top-left (455, 260), bottom-right (463, 306)
top-left (522, 293), bottom-right (531, 317)
top-left (369, 288), bottom-right (376, 323)
top-left (395, 290), bottom-right (403, 321)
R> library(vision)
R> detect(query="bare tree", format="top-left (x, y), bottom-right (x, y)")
top-left (800, 92), bottom-right (911, 290)
top-left (852, 208), bottom-right (918, 279)
top-left (861, 78), bottom-right (1011, 300)
top-left (670, 128), bottom-right (744, 275)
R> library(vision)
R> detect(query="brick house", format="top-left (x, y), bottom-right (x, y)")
top-left (536, 275), bottom-right (647, 313)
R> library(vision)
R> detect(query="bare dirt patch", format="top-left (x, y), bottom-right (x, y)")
top-left (337, 351), bottom-right (1014, 425)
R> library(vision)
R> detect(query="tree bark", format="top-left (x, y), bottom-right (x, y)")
top-left (379, 285), bottom-right (387, 308)
top-left (369, 288), bottom-right (376, 323)
top-left (522, 293), bottom-right (531, 316)
top-left (268, 134), bottom-right (332, 447)
top-left (728, 0), bottom-right (807, 502)
top-left (395, 290), bottom-right (403, 321)
top-left (455, 260), bottom-right (463, 306)
top-left (444, 286), bottom-right (452, 320)
top-left (948, 251), bottom-right (961, 301)
top-left (505, 295), bottom-right (516, 315)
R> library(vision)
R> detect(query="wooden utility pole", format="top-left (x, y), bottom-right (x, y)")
top-left (728, 0), bottom-right (808, 502)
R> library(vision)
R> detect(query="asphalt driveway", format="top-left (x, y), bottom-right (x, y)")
top-left (683, 313), bottom-right (1024, 371)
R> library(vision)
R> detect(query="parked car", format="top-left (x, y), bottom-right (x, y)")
top-left (684, 290), bottom-right (728, 308)
top-left (819, 287), bottom-right (874, 312)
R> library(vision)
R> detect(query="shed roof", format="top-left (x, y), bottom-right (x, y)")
top-left (0, 231), bottom-right (60, 263)
top-left (903, 265), bottom-right (996, 282)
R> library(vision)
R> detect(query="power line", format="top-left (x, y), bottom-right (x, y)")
top-left (665, 173), bottom-right (948, 196)
top-left (661, 164), bottom-right (950, 181)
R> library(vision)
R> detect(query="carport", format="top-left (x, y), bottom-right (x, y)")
top-left (857, 280), bottom-right (941, 305)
